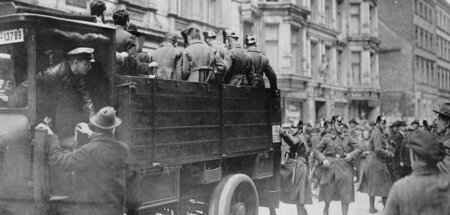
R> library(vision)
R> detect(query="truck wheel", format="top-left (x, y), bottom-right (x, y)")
top-left (208, 174), bottom-right (258, 215)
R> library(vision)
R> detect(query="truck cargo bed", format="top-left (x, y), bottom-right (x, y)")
top-left (116, 76), bottom-right (280, 170)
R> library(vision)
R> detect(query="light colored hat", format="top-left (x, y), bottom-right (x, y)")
top-left (89, 106), bottom-right (122, 129)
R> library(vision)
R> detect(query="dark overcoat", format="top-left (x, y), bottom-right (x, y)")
top-left (48, 133), bottom-right (129, 215)
top-left (358, 125), bottom-right (393, 197)
top-left (246, 47), bottom-right (277, 90)
top-left (280, 133), bottom-right (312, 205)
top-left (223, 43), bottom-right (254, 86)
top-left (150, 44), bottom-right (182, 79)
top-left (384, 166), bottom-right (450, 215)
top-left (315, 133), bottom-right (361, 204)
top-left (438, 136), bottom-right (450, 174)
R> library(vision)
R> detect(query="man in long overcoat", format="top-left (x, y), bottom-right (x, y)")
top-left (384, 131), bottom-right (449, 215)
top-left (222, 30), bottom-right (254, 86)
top-left (358, 116), bottom-right (394, 213)
top-left (150, 33), bottom-right (182, 79)
top-left (315, 119), bottom-right (362, 215)
top-left (176, 28), bottom-right (225, 83)
top-left (36, 106), bottom-right (129, 215)
top-left (244, 34), bottom-right (277, 90)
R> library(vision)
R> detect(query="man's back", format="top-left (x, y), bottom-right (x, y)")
top-left (246, 47), bottom-right (277, 89)
top-left (177, 40), bottom-right (224, 82)
top-left (114, 26), bottom-right (137, 55)
top-left (48, 133), bottom-right (129, 210)
top-left (224, 44), bottom-right (254, 86)
top-left (151, 44), bottom-right (182, 79)
top-left (384, 167), bottom-right (450, 215)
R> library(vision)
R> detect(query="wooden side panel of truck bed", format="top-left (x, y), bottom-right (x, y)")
top-left (116, 76), bottom-right (280, 170)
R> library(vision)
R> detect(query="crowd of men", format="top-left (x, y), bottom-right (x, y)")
top-left (278, 109), bottom-right (450, 215)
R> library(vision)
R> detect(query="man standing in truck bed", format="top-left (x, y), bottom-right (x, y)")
top-left (244, 34), bottom-right (277, 90)
top-left (176, 27), bottom-right (225, 83)
top-left (222, 29), bottom-right (254, 86)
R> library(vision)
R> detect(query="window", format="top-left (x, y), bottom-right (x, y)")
top-left (337, 50), bottom-right (343, 85)
top-left (351, 52), bottom-right (361, 85)
top-left (311, 0), bottom-right (318, 22)
top-left (419, 28), bottom-right (423, 48)
top-left (311, 41), bottom-right (318, 77)
top-left (291, 27), bottom-right (301, 73)
top-left (416, 56), bottom-right (421, 80)
top-left (0, 39), bottom-right (29, 108)
top-left (415, 26), bottom-right (419, 46)
top-left (337, 1), bottom-right (343, 32)
top-left (265, 24), bottom-right (279, 68)
top-left (66, 0), bottom-right (87, 8)
top-left (350, 4), bottom-right (361, 35)
top-left (414, 0), bottom-right (418, 14)
top-left (325, 0), bottom-right (332, 28)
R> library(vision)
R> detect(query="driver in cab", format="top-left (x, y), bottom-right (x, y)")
top-left (37, 47), bottom-right (96, 129)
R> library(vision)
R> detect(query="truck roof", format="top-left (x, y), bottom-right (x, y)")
top-left (0, 1), bottom-right (115, 31)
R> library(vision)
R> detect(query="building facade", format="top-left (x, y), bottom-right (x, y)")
top-left (16, 0), bottom-right (380, 124)
top-left (258, 0), bottom-right (380, 124)
top-left (379, 0), bottom-right (450, 123)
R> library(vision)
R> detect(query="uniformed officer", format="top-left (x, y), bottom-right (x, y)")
top-left (433, 103), bottom-right (450, 174)
top-left (203, 30), bottom-right (226, 59)
top-left (314, 116), bottom-right (362, 215)
top-left (244, 34), bottom-right (278, 90)
top-left (150, 33), bottom-right (182, 79)
top-left (176, 27), bottom-right (225, 83)
top-left (37, 47), bottom-right (96, 134)
top-left (222, 29), bottom-right (254, 86)
top-left (279, 120), bottom-right (312, 215)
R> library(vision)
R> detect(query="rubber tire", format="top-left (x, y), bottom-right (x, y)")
top-left (208, 174), bottom-right (259, 215)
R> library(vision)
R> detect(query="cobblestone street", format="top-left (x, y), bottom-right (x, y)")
top-left (260, 188), bottom-right (385, 215)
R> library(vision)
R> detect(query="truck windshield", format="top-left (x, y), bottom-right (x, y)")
top-left (0, 32), bottom-right (29, 108)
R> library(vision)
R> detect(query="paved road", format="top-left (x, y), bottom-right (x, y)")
top-left (259, 188), bottom-right (385, 215)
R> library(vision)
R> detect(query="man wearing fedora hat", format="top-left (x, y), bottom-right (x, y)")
top-left (433, 102), bottom-right (450, 174)
top-left (384, 131), bottom-right (449, 215)
top-left (36, 106), bottom-right (129, 215)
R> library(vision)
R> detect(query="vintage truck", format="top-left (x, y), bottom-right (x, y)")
top-left (0, 1), bottom-right (282, 214)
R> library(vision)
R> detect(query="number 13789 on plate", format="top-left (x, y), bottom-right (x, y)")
top-left (0, 28), bottom-right (24, 45)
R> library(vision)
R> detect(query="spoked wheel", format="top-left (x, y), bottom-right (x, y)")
top-left (208, 174), bottom-right (258, 215)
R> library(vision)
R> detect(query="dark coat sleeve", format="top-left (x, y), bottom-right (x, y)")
top-left (48, 134), bottom-right (94, 171)
top-left (315, 137), bottom-right (329, 163)
top-left (74, 76), bottom-right (95, 116)
top-left (263, 57), bottom-right (278, 90)
top-left (374, 132), bottom-right (394, 159)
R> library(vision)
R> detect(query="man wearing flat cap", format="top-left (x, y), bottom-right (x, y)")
top-left (433, 102), bottom-right (450, 174)
top-left (384, 131), bottom-right (449, 215)
top-left (36, 106), bottom-right (129, 215)
top-left (222, 29), bottom-right (255, 86)
top-left (37, 47), bottom-right (96, 134)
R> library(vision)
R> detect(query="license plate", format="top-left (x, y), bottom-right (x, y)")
top-left (0, 28), bottom-right (24, 45)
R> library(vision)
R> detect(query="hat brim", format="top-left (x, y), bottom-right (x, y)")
top-left (433, 110), bottom-right (450, 118)
top-left (89, 116), bottom-right (122, 129)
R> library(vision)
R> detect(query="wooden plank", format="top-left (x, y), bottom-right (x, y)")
top-left (223, 111), bottom-right (268, 124)
top-left (155, 126), bottom-right (221, 143)
top-left (222, 136), bottom-right (270, 154)
top-left (129, 110), bottom-right (154, 129)
top-left (223, 97), bottom-right (269, 111)
top-left (128, 145), bottom-right (153, 166)
top-left (130, 93), bottom-right (154, 110)
top-left (156, 111), bottom-right (220, 127)
top-left (154, 140), bottom-right (221, 162)
top-left (155, 95), bottom-right (220, 111)
top-left (129, 129), bottom-right (153, 146)
top-left (223, 124), bottom-right (269, 138)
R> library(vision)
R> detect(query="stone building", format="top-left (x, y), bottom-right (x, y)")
top-left (15, 0), bottom-right (381, 124)
top-left (258, 0), bottom-right (380, 124)
top-left (378, 0), bottom-right (450, 123)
